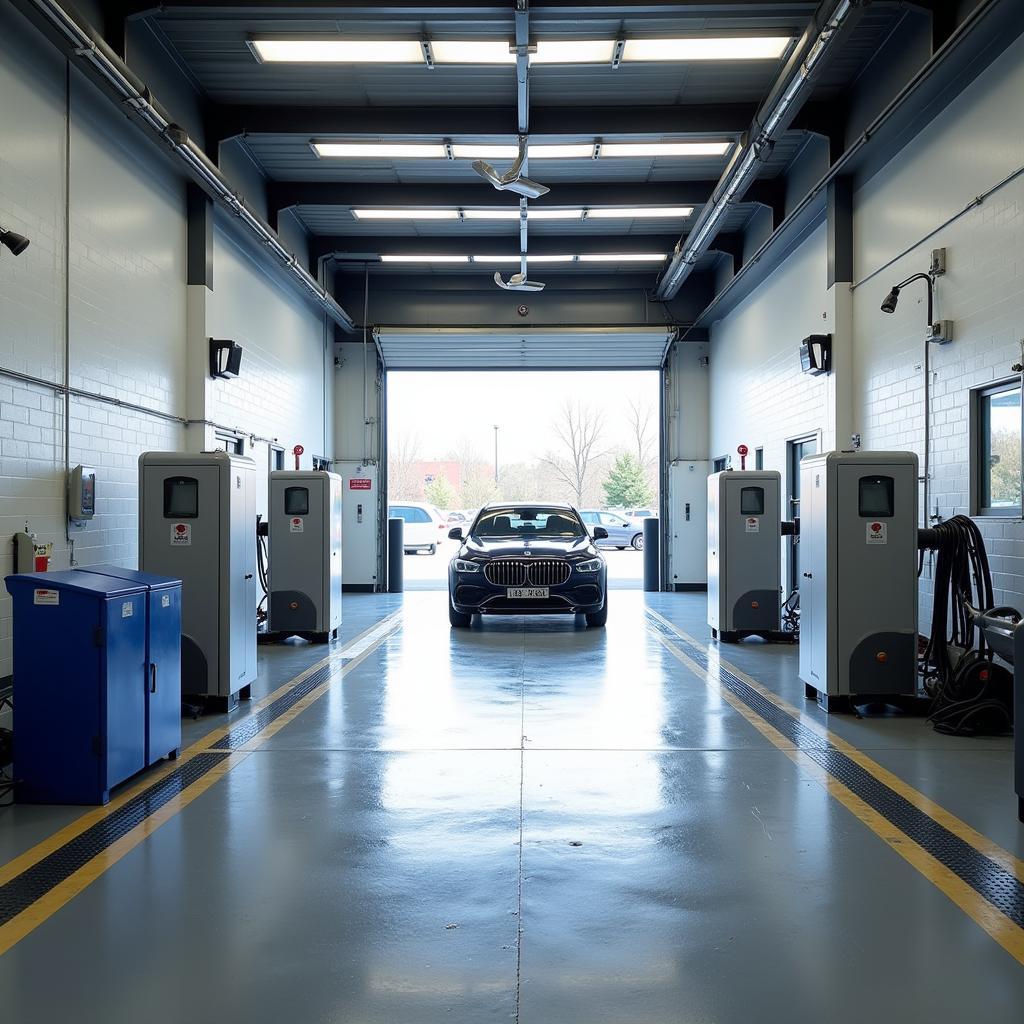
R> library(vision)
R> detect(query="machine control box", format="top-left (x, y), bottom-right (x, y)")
top-left (798, 450), bottom-right (919, 708)
top-left (268, 470), bottom-right (342, 639)
top-left (707, 470), bottom-right (782, 640)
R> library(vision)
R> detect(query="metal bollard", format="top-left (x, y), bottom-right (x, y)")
top-left (643, 517), bottom-right (660, 593)
top-left (387, 517), bottom-right (404, 593)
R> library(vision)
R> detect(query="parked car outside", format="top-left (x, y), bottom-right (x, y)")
top-left (447, 502), bottom-right (608, 627)
top-left (625, 508), bottom-right (656, 519)
top-left (389, 501), bottom-right (448, 554)
top-left (579, 510), bottom-right (644, 550)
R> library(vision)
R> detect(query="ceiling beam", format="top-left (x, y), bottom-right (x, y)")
top-left (210, 104), bottom-right (753, 145)
top-left (269, 180), bottom-right (778, 211)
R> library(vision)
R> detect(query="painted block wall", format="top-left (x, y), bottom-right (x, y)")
top-left (705, 30), bottom-right (1024, 620)
top-left (0, 7), bottom-right (335, 680)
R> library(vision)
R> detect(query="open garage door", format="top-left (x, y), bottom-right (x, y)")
top-left (376, 327), bottom-right (672, 371)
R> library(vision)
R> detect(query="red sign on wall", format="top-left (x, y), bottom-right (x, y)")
top-left (349, 479), bottom-right (372, 490)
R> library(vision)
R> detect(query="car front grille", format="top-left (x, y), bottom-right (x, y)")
top-left (483, 558), bottom-right (571, 587)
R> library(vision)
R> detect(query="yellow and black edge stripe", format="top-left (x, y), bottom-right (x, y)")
top-left (0, 612), bottom-right (402, 952)
top-left (645, 608), bottom-right (1024, 964)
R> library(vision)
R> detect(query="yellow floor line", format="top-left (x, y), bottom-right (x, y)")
top-left (648, 617), bottom-right (1024, 966)
top-left (0, 612), bottom-right (402, 954)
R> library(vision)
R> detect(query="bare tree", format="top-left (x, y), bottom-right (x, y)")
top-left (388, 432), bottom-right (422, 500)
top-left (541, 402), bottom-right (606, 506)
top-left (626, 397), bottom-right (655, 468)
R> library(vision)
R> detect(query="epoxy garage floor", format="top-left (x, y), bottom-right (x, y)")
top-left (1, 592), bottom-right (1023, 1022)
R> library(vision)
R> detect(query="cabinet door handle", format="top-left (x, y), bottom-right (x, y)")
top-left (150, 663), bottom-right (157, 693)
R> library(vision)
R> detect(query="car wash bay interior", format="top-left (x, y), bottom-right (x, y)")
top-left (1, 1), bottom-right (1024, 1021)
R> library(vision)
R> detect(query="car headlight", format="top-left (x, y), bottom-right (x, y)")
top-left (575, 557), bottom-right (603, 573)
top-left (453, 559), bottom-right (482, 573)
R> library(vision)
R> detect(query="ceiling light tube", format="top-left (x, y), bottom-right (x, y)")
top-left (380, 254), bottom-right (470, 263)
top-left (579, 253), bottom-right (667, 262)
top-left (251, 39), bottom-right (425, 63)
top-left (532, 40), bottom-right (616, 64)
top-left (353, 209), bottom-right (460, 219)
top-left (599, 142), bottom-right (731, 157)
top-left (586, 207), bottom-right (694, 219)
top-left (452, 144), bottom-right (595, 160)
top-left (313, 142), bottom-right (448, 159)
top-left (473, 255), bottom-right (575, 263)
top-left (430, 40), bottom-right (516, 64)
top-left (621, 37), bottom-right (791, 62)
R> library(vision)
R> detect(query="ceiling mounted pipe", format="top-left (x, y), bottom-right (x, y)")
top-left (655, 0), bottom-right (865, 301)
top-left (19, 0), bottom-right (355, 332)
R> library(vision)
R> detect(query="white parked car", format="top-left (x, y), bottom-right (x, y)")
top-left (389, 502), bottom-right (449, 554)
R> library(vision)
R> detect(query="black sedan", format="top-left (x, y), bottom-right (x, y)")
top-left (447, 502), bottom-right (609, 628)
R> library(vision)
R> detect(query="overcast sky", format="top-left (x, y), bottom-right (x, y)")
top-left (387, 370), bottom-right (660, 465)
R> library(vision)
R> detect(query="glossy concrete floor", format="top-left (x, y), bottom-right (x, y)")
top-left (2, 590), bottom-right (1023, 1022)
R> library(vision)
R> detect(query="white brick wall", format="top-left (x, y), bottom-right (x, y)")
top-left (0, 9), bottom-right (334, 680)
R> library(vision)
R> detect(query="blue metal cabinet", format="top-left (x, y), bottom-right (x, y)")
top-left (5, 571), bottom-right (148, 804)
top-left (82, 565), bottom-right (182, 767)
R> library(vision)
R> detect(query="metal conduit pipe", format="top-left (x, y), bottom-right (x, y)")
top-left (22, 0), bottom-right (355, 332)
top-left (655, 0), bottom-right (863, 301)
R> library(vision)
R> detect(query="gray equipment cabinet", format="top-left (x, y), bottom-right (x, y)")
top-left (139, 451), bottom-right (257, 710)
top-left (268, 470), bottom-right (343, 640)
top-left (707, 470), bottom-right (782, 641)
top-left (798, 451), bottom-right (919, 711)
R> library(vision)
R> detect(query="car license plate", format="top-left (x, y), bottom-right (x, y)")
top-left (507, 587), bottom-right (549, 599)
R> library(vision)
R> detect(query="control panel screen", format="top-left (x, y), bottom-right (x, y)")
top-left (285, 487), bottom-right (310, 516)
top-left (740, 487), bottom-right (765, 516)
top-left (858, 476), bottom-right (895, 517)
top-left (164, 477), bottom-right (199, 518)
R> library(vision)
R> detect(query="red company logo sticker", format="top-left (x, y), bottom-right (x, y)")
top-left (175, 524), bottom-right (188, 535)
top-left (871, 522), bottom-right (882, 533)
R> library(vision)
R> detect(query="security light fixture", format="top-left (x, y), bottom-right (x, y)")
top-left (0, 226), bottom-right (30, 256)
top-left (620, 37), bottom-right (792, 62)
top-left (209, 339), bottom-right (243, 379)
top-left (352, 209), bottom-right (460, 220)
top-left (799, 334), bottom-right (832, 375)
top-left (880, 266), bottom-right (954, 343)
top-left (251, 39), bottom-right (424, 63)
top-left (312, 142), bottom-right (448, 158)
top-left (587, 207), bottom-right (694, 219)
top-left (472, 136), bottom-right (550, 199)
top-left (599, 142), bottom-right (731, 157)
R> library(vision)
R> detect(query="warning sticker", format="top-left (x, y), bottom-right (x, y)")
top-left (289, 517), bottom-right (304, 533)
top-left (161, 594), bottom-right (171, 608)
top-left (33, 589), bottom-right (59, 606)
top-left (745, 517), bottom-right (760, 534)
top-left (349, 479), bottom-right (372, 490)
top-left (866, 521), bottom-right (888, 545)
top-left (122, 601), bottom-right (134, 619)
top-left (171, 523), bottom-right (191, 546)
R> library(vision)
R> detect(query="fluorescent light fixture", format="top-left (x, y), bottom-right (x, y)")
top-left (530, 208), bottom-right (584, 220)
top-left (352, 209), bottom-right (459, 220)
top-left (621, 37), bottom-right (791, 62)
top-left (380, 254), bottom-right (469, 263)
top-left (473, 255), bottom-right (575, 263)
top-left (431, 40), bottom-right (514, 64)
top-left (532, 40), bottom-right (616, 64)
top-left (252, 39), bottom-right (424, 63)
top-left (587, 206), bottom-right (694, 219)
top-left (579, 253), bottom-right (668, 262)
top-left (599, 142), bottom-right (731, 157)
top-left (313, 142), bottom-right (447, 159)
top-left (453, 144), bottom-right (595, 160)
top-left (462, 209), bottom-right (521, 220)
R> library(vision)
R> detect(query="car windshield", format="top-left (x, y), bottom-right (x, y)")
top-left (473, 506), bottom-right (585, 539)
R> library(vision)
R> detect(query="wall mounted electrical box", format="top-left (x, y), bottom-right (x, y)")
top-left (139, 451), bottom-right (257, 710)
top-left (798, 451), bottom-right (919, 711)
top-left (707, 470), bottom-right (782, 641)
top-left (68, 465), bottom-right (96, 522)
top-left (668, 461), bottom-right (710, 590)
top-left (335, 462), bottom-right (379, 590)
top-left (268, 470), bottom-right (342, 640)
